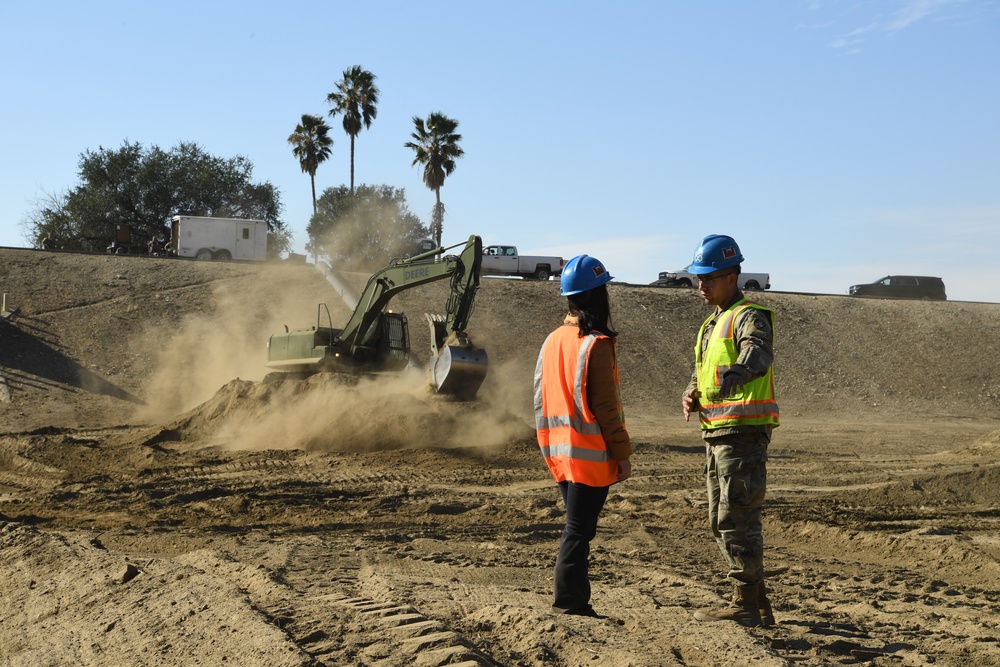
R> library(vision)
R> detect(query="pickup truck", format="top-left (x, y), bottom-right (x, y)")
top-left (652, 265), bottom-right (770, 291)
top-left (481, 245), bottom-right (565, 281)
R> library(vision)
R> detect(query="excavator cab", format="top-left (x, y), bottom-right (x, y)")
top-left (266, 308), bottom-right (410, 374)
top-left (351, 310), bottom-right (411, 371)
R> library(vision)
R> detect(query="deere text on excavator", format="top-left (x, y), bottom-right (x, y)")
top-left (265, 235), bottom-right (488, 400)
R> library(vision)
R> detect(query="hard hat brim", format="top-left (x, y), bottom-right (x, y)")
top-left (561, 274), bottom-right (614, 297)
top-left (687, 265), bottom-right (716, 275)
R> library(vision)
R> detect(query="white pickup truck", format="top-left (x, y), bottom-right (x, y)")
top-left (481, 245), bottom-right (565, 281)
top-left (652, 265), bottom-right (770, 291)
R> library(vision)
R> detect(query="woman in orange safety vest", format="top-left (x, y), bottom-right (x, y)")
top-left (534, 254), bottom-right (632, 617)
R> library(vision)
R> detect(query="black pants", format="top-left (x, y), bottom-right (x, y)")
top-left (553, 481), bottom-right (609, 613)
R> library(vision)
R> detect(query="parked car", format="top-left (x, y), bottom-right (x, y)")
top-left (651, 265), bottom-right (770, 291)
top-left (480, 245), bottom-right (565, 280)
top-left (848, 275), bottom-right (946, 300)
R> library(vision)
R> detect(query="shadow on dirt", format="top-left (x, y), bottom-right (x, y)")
top-left (634, 442), bottom-right (703, 454)
top-left (773, 620), bottom-right (917, 662)
top-left (0, 315), bottom-right (142, 404)
top-left (0, 514), bottom-right (55, 527)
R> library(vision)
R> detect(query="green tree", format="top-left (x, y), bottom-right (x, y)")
top-left (307, 184), bottom-right (428, 270)
top-left (288, 114), bottom-right (334, 216)
top-left (22, 141), bottom-right (288, 257)
top-left (404, 113), bottom-right (464, 248)
top-left (22, 190), bottom-right (76, 249)
top-left (326, 66), bottom-right (379, 194)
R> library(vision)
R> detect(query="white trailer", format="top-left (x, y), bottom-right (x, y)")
top-left (170, 215), bottom-right (268, 261)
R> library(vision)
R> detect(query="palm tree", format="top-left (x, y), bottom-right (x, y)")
top-left (288, 114), bottom-right (333, 216)
top-left (326, 66), bottom-right (379, 193)
top-left (405, 113), bottom-right (464, 248)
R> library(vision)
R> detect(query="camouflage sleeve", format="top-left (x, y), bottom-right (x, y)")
top-left (684, 371), bottom-right (698, 398)
top-left (729, 308), bottom-right (774, 381)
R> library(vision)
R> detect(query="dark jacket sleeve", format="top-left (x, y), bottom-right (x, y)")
top-left (586, 337), bottom-right (632, 461)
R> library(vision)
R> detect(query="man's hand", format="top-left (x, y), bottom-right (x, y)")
top-left (682, 387), bottom-right (700, 422)
top-left (616, 459), bottom-right (632, 482)
top-left (719, 371), bottom-right (745, 398)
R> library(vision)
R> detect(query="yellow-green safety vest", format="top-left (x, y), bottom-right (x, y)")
top-left (695, 300), bottom-right (780, 430)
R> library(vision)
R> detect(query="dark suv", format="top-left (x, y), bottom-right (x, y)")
top-left (848, 275), bottom-right (946, 300)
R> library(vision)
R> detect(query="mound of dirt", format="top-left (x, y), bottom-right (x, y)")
top-left (162, 374), bottom-right (534, 453)
top-left (835, 433), bottom-right (1000, 508)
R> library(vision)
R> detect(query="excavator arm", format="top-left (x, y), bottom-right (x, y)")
top-left (422, 237), bottom-right (485, 398)
top-left (337, 234), bottom-right (482, 354)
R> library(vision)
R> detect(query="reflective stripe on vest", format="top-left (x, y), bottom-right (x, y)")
top-left (695, 300), bottom-right (780, 430)
top-left (534, 325), bottom-right (619, 487)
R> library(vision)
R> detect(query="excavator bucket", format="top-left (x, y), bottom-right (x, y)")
top-left (431, 344), bottom-right (489, 399)
top-left (426, 314), bottom-right (488, 399)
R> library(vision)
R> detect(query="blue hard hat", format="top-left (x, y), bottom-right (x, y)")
top-left (688, 234), bottom-right (744, 274)
top-left (560, 254), bottom-right (613, 296)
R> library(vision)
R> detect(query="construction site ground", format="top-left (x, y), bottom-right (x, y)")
top-left (1, 247), bottom-right (999, 667)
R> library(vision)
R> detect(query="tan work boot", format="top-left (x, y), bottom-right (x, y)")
top-left (693, 583), bottom-right (762, 627)
top-left (758, 580), bottom-right (775, 626)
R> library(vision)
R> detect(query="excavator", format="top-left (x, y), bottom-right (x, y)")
top-left (264, 234), bottom-right (488, 400)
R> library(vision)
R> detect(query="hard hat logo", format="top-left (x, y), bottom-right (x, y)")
top-left (591, 264), bottom-right (606, 278)
top-left (722, 246), bottom-right (737, 260)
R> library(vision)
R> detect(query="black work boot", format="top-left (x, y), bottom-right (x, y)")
top-left (693, 583), bottom-right (762, 627)
top-left (758, 580), bottom-right (775, 626)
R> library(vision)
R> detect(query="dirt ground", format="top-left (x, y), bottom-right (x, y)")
top-left (1, 247), bottom-right (999, 667)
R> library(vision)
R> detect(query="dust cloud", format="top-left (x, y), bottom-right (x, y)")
top-left (132, 270), bottom-right (352, 425)
top-left (315, 197), bottom-right (422, 272)
top-left (128, 258), bottom-right (538, 455)
top-left (168, 369), bottom-right (533, 453)
top-left (471, 353), bottom-right (536, 424)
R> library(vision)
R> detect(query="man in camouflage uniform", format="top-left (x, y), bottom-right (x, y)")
top-left (680, 234), bottom-right (780, 627)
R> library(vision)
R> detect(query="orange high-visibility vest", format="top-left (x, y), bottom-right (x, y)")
top-left (534, 324), bottom-right (620, 487)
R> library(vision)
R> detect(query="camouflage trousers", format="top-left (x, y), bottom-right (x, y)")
top-left (704, 433), bottom-right (768, 586)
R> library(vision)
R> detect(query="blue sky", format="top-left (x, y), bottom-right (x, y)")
top-left (1, 1), bottom-right (998, 301)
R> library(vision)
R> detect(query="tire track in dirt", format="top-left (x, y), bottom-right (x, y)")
top-left (256, 536), bottom-right (501, 666)
top-left (763, 510), bottom-right (1000, 663)
top-left (0, 436), bottom-right (66, 495)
